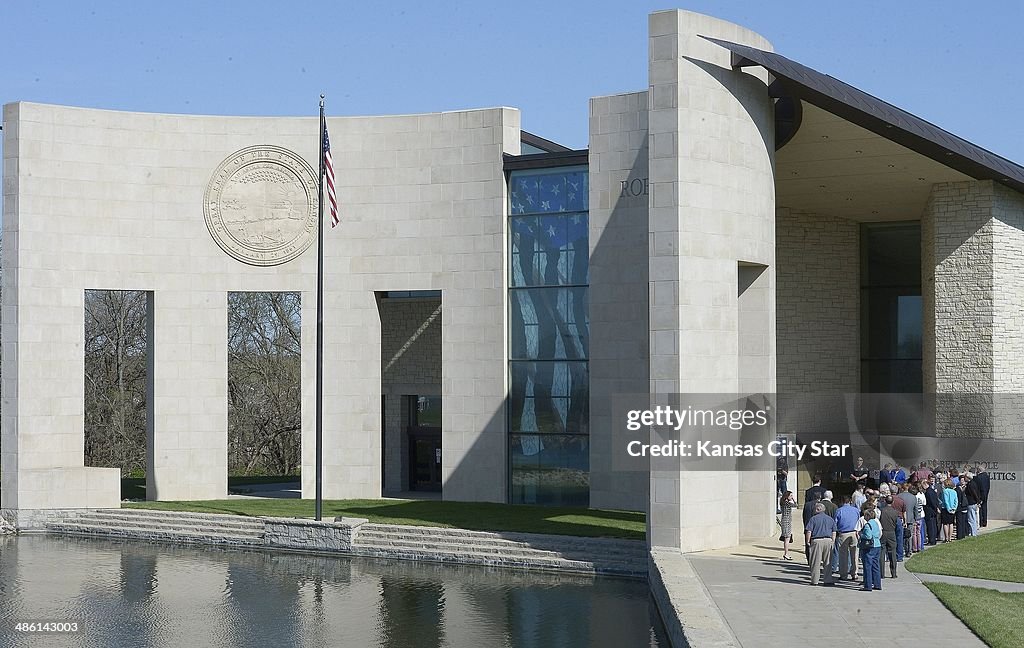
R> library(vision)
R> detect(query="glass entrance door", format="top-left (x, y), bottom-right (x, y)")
top-left (406, 395), bottom-right (441, 492)
top-left (409, 433), bottom-right (441, 491)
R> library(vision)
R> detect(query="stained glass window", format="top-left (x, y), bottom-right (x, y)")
top-left (508, 166), bottom-right (589, 506)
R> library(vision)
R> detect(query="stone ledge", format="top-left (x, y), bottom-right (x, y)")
top-left (2, 508), bottom-right (89, 531)
top-left (261, 516), bottom-right (366, 552)
top-left (649, 548), bottom-right (738, 648)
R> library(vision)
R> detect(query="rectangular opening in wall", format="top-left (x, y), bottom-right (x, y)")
top-left (227, 292), bottom-right (301, 492)
top-left (860, 222), bottom-right (922, 393)
top-left (376, 290), bottom-right (443, 497)
top-left (737, 262), bottom-right (770, 394)
top-left (84, 289), bottom-right (151, 500)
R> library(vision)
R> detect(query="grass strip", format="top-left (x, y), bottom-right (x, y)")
top-left (125, 498), bottom-right (645, 540)
top-left (907, 529), bottom-right (1024, 583)
top-left (925, 582), bottom-right (1024, 648)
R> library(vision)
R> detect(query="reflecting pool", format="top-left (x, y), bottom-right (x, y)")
top-left (0, 535), bottom-right (665, 647)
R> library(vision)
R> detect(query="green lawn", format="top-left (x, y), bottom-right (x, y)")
top-left (121, 475), bottom-right (299, 500)
top-left (907, 528), bottom-right (1024, 583)
top-left (124, 498), bottom-right (646, 540)
top-left (926, 583), bottom-right (1024, 647)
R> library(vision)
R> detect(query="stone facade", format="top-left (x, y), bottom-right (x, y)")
top-left (776, 209), bottom-right (860, 394)
top-left (924, 181), bottom-right (995, 398)
top-left (588, 90), bottom-right (650, 512)
top-left (379, 296), bottom-right (442, 494)
top-left (924, 181), bottom-right (1024, 439)
top-left (646, 10), bottom-right (777, 551)
top-left (5, 7), bottom-right (1024, 556)
top-left (990, 185), bottom-right (1024, 395)
top-left (2, 102), bottom-right (517, 509)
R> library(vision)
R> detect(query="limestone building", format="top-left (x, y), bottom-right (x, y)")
top-left (3, 9), bottom-right (1024, 551)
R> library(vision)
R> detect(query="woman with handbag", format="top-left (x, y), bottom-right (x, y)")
top-left (779, 490), bottom-right (797, 560)
top-left (859, 508), bottom-right (882, 591)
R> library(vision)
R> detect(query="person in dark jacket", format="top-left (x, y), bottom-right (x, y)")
top-left (955, 480), bottom-right (969, 540)
top-left (805, 474), bottom-right (827, 506)
top-left (973, 466), bottom-right (991, 527)
top-left (803, 491), bottom-right (822, 564)
top-left (924, 477), bottom-right (942, 545)
top-left (879, 497), bottom-right (901, 578)
top-left (965, 473), bottom-right (982, 536)
top-left (877, 463), bottom-right (893, 488)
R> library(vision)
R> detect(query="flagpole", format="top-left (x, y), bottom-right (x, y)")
top-left (315, 94), bottom-right (325, 521)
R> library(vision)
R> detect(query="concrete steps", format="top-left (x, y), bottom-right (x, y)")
top-left (356, 523), bottom-right (645, 549)
top-left (352, 523), bottom-right (647, 576)
top-left (74, 509), bottom-right (265, 531)
top-left (355, 529), bottom-right (646, 558)
top-left (40, 511), bottom-right (648, 576)
top-left (45, 508), bottom-right (266, 546)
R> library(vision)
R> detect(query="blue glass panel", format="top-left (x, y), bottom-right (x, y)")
top-left (563, 170), bottom-right (588, 212)
top-left (509, 167), bottom-right (588, 216)
top-left (510, 287), bottom-right (588, 360)
top-left (509, 361), bottom-right (589, 434)
top-left (510, 215), bottom-right (588, 287)
top-left (511, 434), bottom-right (590, 506)
top-left (509, 167), bottom-right (590, 505)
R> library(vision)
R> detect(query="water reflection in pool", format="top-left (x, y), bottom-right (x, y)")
top-left (0, 535), bottom-right (665, 647)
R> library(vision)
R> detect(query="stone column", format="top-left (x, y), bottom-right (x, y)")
top-left (923, 180), bottom-right (1024, 520)
top-left (588, 90), bottom-right (650, 512)
top-left (922, 182), bottom-right (1024, 434)
top-left (148, 289), bottom-right (229, 500)
top-left (647, 9), bottom-right (776, 551)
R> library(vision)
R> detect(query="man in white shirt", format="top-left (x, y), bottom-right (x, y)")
top-left (852, 483), bottom-right (867, 509)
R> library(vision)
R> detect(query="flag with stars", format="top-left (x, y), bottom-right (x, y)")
top-left (322, 121), bottom-right (338, 227)
top-left (510, 170), bottom-right (588, 216)
top-left (509, 170), bottom-right (589, 285)
top-left (509, 170), bottom-right (588, 248)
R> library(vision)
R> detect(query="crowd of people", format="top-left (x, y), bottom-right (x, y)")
top-left (777, 460), bottom-right (992, 591)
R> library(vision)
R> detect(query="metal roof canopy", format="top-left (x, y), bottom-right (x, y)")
top-left (703, 36), bottom-right (1024, 195)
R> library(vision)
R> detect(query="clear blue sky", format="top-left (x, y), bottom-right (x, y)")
top-left (1, 1), bottom-right (1022, 162)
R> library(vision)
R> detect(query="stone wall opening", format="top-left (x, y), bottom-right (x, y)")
top-left (377, 291), bottom-right (442, 496)
top-left (83, 289), bottom-right (152, 499)
top-left (227, 292), bottom-right (302, 488)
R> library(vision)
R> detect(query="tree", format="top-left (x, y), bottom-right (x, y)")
top-left (84, 290), bottom-right (148, 475)
top-left (227, 291), bottom-right (302, 475)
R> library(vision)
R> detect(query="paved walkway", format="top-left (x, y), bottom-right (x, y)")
top-left (915, 572), bottom-right (1024, 593)
top-left (687, 541), bottom-right (984, 647)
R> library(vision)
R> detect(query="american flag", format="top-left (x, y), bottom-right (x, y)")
top-left (322, 123), bottom-right (338, 227)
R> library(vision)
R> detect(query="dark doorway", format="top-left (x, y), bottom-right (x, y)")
top-left (378, 291), bottom-right (442, 496)
top-left (406, 395), bottom-right (441, 492)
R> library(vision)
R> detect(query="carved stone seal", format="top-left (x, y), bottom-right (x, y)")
top-left (204, 145), bottom-right (318, 266)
